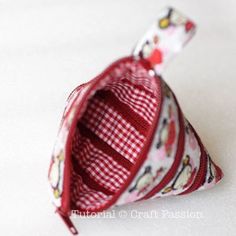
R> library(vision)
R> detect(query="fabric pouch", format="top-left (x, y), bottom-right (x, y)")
top-left (48, 7), bottom-right (223, 235)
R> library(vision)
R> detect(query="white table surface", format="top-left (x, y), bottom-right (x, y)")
top-left (0, 0), bottom-right (235, 235)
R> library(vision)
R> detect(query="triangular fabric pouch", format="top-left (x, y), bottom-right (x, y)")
top-left (48, 7), bottom-right (223, 235)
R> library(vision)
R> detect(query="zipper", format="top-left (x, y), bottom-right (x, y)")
top-left (57, 209), bottom-right (78, 235)
top-left (58, 56), bottom-right (162, 233)
top-left (61, 57), bottom-right (138, 215)
top-left (140, 93), bottom-right (185, 200)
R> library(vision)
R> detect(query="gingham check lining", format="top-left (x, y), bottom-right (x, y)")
top-left (71, 171), bottom-right (112, 211)
top-left (112, 61), bottom-right (158, 94)
top-left (72, 134), bottom-right (129, 193)
top-left (71, 63), bottom-right (160, 211)
top-left (104, 80), bottom-right (157, 124)
top-left (81, 97), bottom-right (146, 163)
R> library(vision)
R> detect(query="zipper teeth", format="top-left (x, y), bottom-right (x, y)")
top-left (76, 75), bottom-right (163, 214)
top-left (61, 57), bottom-right (135, 214)
top-left (179, 123), bottom-right (207, 195)
top-left (141, 100), bottom-right (185, 200)
top-left (62, 57), bottom-right (163, 215)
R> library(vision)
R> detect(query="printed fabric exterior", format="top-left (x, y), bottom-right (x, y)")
top-left (114, 82), bottom-right (223, 206)
top-left (133, 7), bottom-right (196, 74)
top-left (48, 6), bottom-right (224, 235)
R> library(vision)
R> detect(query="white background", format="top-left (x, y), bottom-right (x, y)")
top-left (0, 0), bottom-right (235, 235)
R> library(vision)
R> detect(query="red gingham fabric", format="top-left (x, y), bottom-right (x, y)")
top-left (81, 96), bottom-right (146, 163)
top-left (126, 72), bottom-right (157, 93)
top-left (104, 79), bottom-right (157, 124)
top-left (70, 63), bottom-right (159, 211)
top-left (71, 171), bottom-right (112, 211)
top-left (112, 61), bottom-right (158, 94)
top-left (72, 134), bottom-right (130, 193)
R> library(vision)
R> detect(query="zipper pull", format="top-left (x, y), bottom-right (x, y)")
top-left (56, 209), bottom-right (78, 235)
